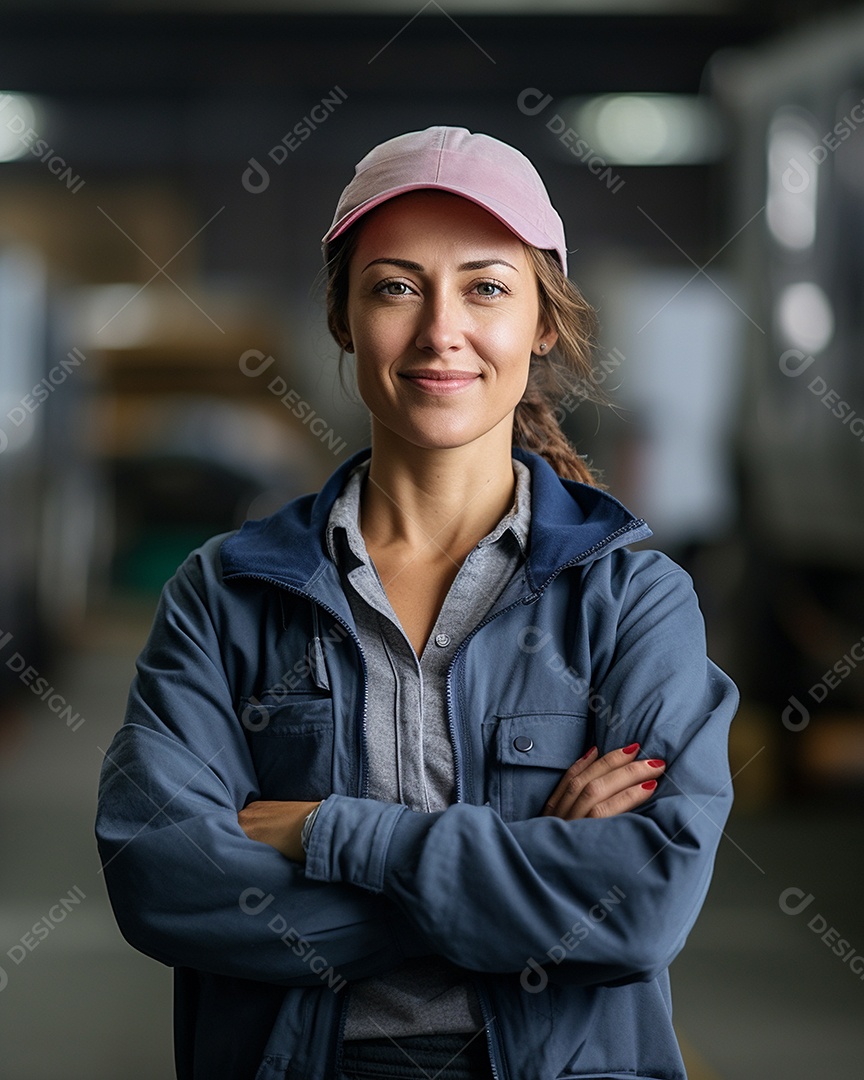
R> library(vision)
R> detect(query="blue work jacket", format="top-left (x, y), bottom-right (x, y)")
top-left (95, 446), bottom-right (738, 1080)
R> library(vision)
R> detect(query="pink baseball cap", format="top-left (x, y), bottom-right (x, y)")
top-left (322, 125), bottom-right (568, 275)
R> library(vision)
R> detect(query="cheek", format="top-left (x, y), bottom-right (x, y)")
top-left (485, 300), bottom-right (541, 358)
top-left (351, 308), bottom-right (409, 358)
top-left (353, 354), bottom-right (401, 415)
top-left (487, 325), bottom-right (535, 381)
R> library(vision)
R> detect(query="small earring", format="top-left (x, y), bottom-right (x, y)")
top-left (538, 343), bottom-right (547, 352)
top-left (344, 341), bottom-right (354, 353)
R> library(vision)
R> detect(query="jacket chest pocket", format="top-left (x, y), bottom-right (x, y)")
top-left (241, 691), bottom-right (335, 801)
top-left (485, 713), bottom-right (589, 822)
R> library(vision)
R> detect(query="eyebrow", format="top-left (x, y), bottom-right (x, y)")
top-left (361, 257), bottom-right (519, 273)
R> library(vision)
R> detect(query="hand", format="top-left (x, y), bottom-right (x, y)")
top-left (238, 800), bottom-right (321, 862)
top-left (541, 743), bottom-right (666, 820)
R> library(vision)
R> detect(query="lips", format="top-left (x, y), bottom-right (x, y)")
top-left (401, 369), bottom-right (480, 380)
top-left (399, 369), bottom-right (481, 395)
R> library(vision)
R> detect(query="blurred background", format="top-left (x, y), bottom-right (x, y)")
top-left (1, 1), bottom-right (863, 1076)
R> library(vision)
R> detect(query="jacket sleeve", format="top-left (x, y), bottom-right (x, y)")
top-left (94, 547), bottom-right (422, 987)
top-left (304, 557), bottom-right (738, 987)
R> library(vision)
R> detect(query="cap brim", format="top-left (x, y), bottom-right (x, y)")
top-left (321, 183), bottom-right (565, 271)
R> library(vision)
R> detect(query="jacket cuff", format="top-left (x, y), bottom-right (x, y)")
top-left (303, 793), bottom-right (409, 892)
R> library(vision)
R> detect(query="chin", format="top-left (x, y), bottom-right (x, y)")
top-left (371, 407), bottom-right (515, 455)
top-left (395, 424), bottom-right (506, 453)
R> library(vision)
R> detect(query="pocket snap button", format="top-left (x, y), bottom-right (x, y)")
top-left (513, 735), bottom-right (534, 752)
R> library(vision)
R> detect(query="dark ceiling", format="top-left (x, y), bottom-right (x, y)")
top-left (0, 10), bottom-right (800, 99)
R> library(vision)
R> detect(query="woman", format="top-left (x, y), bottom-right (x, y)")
top-left (96, 126), bottom-right (737, 1080)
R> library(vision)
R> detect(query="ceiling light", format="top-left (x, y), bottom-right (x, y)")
top-left (766, 111), bottom-right (818, 251)
top-left (776, 282), bottom-right (834, 354)
top-left (0, 92), bottom-right (39, 162)
top-left (563, 93), bottom-right (723, 165)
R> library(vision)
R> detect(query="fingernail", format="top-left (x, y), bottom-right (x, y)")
top-left (579, 745), bottom-right (598, 761)
top-left (622, 742), bottom-right (640, 754)
top-left (647, 759), bottom-right (666, 769)
top-left (641, 780), bottom-right (657, 791)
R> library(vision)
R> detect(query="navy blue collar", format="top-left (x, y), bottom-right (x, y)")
top-left (220, 447), bottom-right (651, 594)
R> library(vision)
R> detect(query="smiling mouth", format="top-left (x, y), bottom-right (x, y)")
top-left (400, 369), bottom-right (480, 381)
top-left (399, 369), bottom-right (481, 395)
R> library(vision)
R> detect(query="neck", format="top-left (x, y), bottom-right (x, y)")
top-left (361, 421), bottom-right (518, 560)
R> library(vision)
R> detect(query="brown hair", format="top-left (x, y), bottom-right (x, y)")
top-left (324, 230), bottom-right (605, 486)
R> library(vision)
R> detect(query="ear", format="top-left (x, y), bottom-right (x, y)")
top-left (331, 315), bottom-right (353, 354)
top-left (533, 323), bottom-right (559, 356)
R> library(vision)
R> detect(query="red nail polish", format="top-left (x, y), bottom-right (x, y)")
top-left (579, 746), bottom-right (598, 761)
top-left (647, 759), bottom-right (665, 769)
top-left (641, 780), bottom-right (657, 791)
top-left (622, 742), bottom-right (640, 754)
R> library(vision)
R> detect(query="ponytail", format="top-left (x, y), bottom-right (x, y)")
top-left (515, 246), bottom-right (605, 486)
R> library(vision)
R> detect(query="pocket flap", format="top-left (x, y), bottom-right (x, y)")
top-left (240, 693), bottom-right (333, 736)
top-left (496, 713), bottom-right (588, 768)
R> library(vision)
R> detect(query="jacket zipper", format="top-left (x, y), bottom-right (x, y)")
top-left (440, 523), bottom-right (647, 1074)
top-left (444, 515), bottom-right (648, 799)
top-left (309, 606), bottom-right (331, 692)
top-left (332, 983), bottom-right (352, 1078)
top-left (444, 587), bottom-right (532, 805)
top-left (475, 978), bottom-right (505, 1080)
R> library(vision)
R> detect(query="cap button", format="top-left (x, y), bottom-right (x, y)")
top-left (434, 633), bottom-right (451, 648)
top-left (513, 735), bottom-right (534, 753)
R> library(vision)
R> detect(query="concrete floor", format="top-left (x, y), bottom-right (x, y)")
top-left (1, 605), bottom-right (863, 1079)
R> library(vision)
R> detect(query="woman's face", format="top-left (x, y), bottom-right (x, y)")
top-left (344, 190), bottom-right (555, 454)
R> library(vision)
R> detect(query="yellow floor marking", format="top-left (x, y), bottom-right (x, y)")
top-left (678, 1031), bottom-right (725, 1080)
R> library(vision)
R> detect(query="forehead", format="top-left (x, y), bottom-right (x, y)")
top-left (351, 190), bottom-right (527, 259)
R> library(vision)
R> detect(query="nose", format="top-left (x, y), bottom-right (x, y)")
top-left (413, 289), bottom-right (467, 354)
